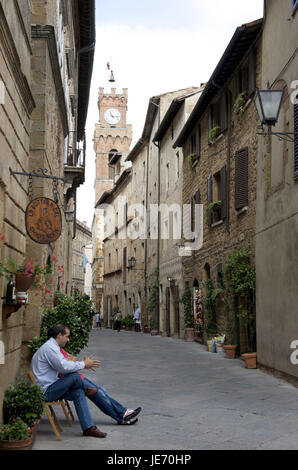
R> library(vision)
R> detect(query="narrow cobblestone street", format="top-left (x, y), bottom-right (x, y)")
top-left (33, 329), bottom-right (298, 450)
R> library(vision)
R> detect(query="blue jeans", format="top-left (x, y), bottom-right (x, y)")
top-left (83, 377), bottom-right (126, 424)
top-left (44, 373), bottom-right (94, 432)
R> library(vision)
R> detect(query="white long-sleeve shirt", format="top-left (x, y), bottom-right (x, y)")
top-left (31, 338), bottom-right (85, 392)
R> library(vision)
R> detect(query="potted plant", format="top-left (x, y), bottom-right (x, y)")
top-left (208, 200), bottom-right (222, 214)
top-left (209, 126), bottom-right (222, 144)
top-left (234, 91), bottom-right (250, 115)
top-left (222, 315), bottom-right (238, 359)
top-left (181, 283), bottom-right (194, 341)
top-left (123, 314), bottom-right (134, 330)
top-left (224, 248), bottom-right (256, 368)
top-left (3, 379), bottom-right (45, 440)
top-left (0, 418), bottom-right (33, 451)
top-left (0, 257), bottom-right (52, 291)
top-left (187, 153), bottom-right (199, 168)
top-left (31, 291), bottom-right (94, 356)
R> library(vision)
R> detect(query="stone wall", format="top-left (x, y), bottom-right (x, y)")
top-left (256, 0), bottom-right (298, 378)
top-left (0, 0), bottom-right (34, 423)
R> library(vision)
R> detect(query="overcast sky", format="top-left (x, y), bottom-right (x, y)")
top-left (76, 0), bottom-right (264, 227)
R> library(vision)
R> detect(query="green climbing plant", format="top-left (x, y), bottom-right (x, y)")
top-left (181, 283), bottom-right (194, 328)
top-left (223, 247), bottom-right (256, 352)
top-left (201, 279), bottom-right (220, 335)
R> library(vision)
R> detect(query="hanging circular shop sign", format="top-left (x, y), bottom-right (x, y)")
top-left (25, 198), bottom-right (62, 244)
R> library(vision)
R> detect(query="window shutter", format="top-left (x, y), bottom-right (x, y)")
top-left (195, 189), bottom-right (201, 205)
top-left (238, 69), bottom-right (243, 94)
top-left (294, 103), bottom-right (298, 179)
top-left (208, 105), bottom-right (213, 144)
top-left (124, 202), bottom-right (128, 225)
top-left (248, 50), bottom-right (257, 95)
top-left (220, 93), bottom-right (228, 131)
top-left (207, 177), bottom-right (213, 226)
top-left (196, 125), bottom-right (201, 158)
top-left (220, 165), bottom-right (227, 219)
top-left (235, 147), bottom-right (249, 210)
top-left (123, 247), bottom-right (127, 283)
top-left (189, 197), bottom-right (194, 233)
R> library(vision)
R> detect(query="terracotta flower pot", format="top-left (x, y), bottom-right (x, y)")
top-left (185, 328), bottom-right (194, 342)
top-left (242, 352), bottom-right (257, 369)
top-left (29, 419), bottom-right (40, 444)
top-left (15, 273), bottom-right (34, 292)
top-left (0, 436), bottom-right (33, 451)
top-left (223, 345), bottom-right (237, 359)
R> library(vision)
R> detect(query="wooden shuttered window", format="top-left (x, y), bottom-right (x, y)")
top-left (220, 165), bottom-right (227, 219)
top-left (220, 93), bottom-right (228, 132)
top-left (208, 105), bottom-right (213, 144)
top-left (294, 103), bottom-right (298, 179)
top-left (124, 202), bottom-right (128, 226)
top-left (235, 147), bottom-right (249, 210)
top-left (190, 197), bottom-right (194, 233)
top-left (207, 176), bottom-right (213, 226)
top-left (248, 49), bottom-right (257, 96)
top-left (123, 247), bottom-right (127, 283)
top-left (195, 189), bottom-right (201, 205)
top-left (196, 125), bottom-right (201, 158)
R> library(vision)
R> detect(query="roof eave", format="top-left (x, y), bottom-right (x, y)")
top-left (77, 0), bottom-right (96, 141)
top-left (173, 19), bottom-right (263, 148)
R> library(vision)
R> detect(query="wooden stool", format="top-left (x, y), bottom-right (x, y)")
top-left (28, 371), bottom-right (74, 441)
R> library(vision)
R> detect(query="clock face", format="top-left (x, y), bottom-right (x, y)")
top-left (104, 108), bottom-right (121, 125)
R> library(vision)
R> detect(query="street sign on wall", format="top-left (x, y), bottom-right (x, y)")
top-left (25, 197), bottom-right (62, 244)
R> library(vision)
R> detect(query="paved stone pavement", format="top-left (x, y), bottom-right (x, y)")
top-left (32, 328), bottom-right (298, 450)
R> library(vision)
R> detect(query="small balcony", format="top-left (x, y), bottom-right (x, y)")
top-left (64, 131), bottom-right (86, 188)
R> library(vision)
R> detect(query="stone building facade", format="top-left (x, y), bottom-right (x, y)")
top-left (124, 88), bottom-right (201, 333)
top-left (153, 88), bottom-right (203, 339)
top-left (0, 0), bottom-right (95, 423)
top-left (174, 20), bottom-right (263, 352)
top-left (0, 0), bottom-right (35, 422)
top-left (72, 220), bottom-right (92, 294)
top-left (98, 168), bottom-right (132, 326)
top-left (255, 0), bottom-right (298, 379)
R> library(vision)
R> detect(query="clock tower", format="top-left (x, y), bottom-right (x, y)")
top-left (94, 87), bottom-right (133, 204)
top-left (92, 86), bottom-right (132, 314)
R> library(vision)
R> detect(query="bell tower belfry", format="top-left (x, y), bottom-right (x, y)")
top-left (94, 87), bottom-right (132, 204)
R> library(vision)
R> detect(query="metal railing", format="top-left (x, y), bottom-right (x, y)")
top-left (66, 131), bottom-right (86, 168)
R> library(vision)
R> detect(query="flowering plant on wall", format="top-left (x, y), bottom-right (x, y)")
top-left (0, 231), bottom-right (54, 291)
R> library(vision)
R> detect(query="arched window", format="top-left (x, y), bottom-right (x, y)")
top-left (204, 263), bottom-right (211, 280)
top-left (108, 149), bottom-right (119, 179)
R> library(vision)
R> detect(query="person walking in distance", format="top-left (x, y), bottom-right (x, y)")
top-left (133, 306), bottom-right (141, 332)
top-left (115, 310), bottom-right (122, 332)
top-left (95, 312), bottom-right (102, 329)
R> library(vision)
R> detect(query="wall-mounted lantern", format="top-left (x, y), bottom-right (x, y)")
top-left (254, 87), bottom-right (297, 142)
top-left (65, 210), bottom-right (74, 223)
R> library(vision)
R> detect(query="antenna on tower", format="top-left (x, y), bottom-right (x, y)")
top-left (107, 61), bottom-right (116, 83)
